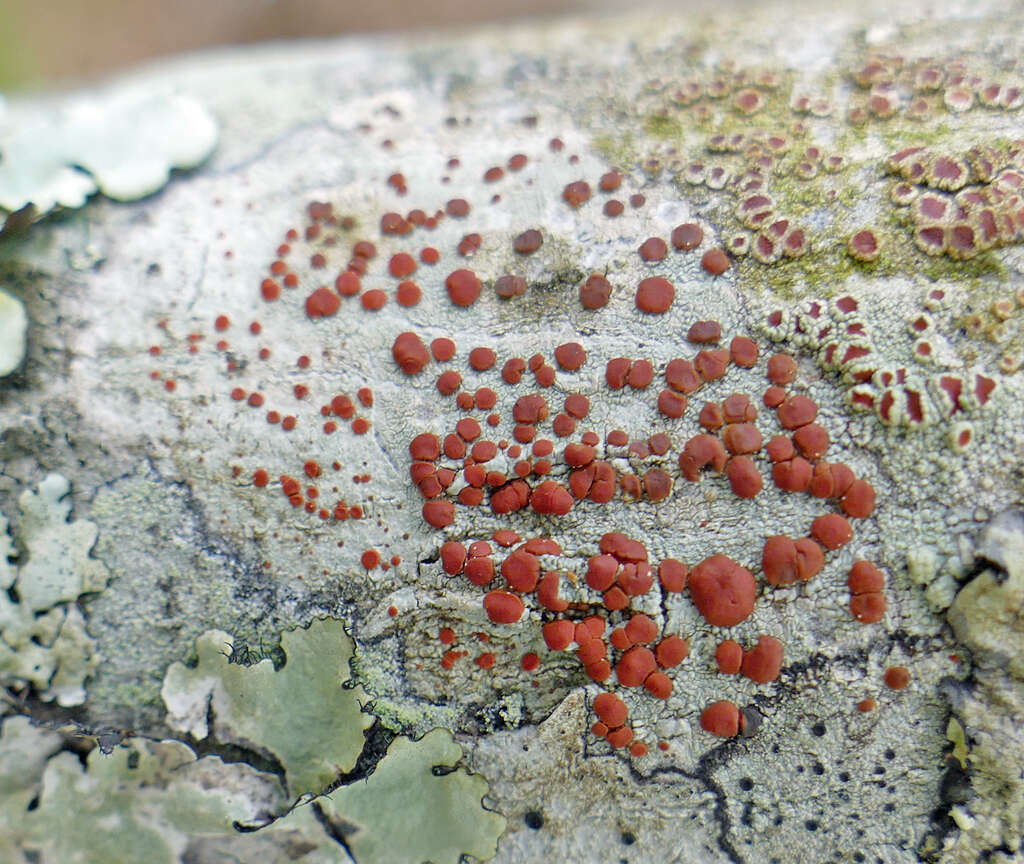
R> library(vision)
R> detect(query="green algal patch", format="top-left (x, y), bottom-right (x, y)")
top-left (643, 112), bottom-right (683, 140)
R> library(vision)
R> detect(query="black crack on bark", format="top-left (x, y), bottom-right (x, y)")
top-left (322, 717), bottom-right (398, 794)
top-left (694, 746), bottom-right (748, 864)
top-left (311, 801), bottom-right (359, 863)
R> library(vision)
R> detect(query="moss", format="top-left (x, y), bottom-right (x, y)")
top-left (919, 253), bottom-right (1006, 283)
top-left (591, 130), bottom-right (636, 174)
top-left (643, 112), bottom-right (684, 140)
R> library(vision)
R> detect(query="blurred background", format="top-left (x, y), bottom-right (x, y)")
top-left (0, 0), bottom-right (634, 90)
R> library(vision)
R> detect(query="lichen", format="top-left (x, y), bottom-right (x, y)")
top-left (1, 3), bottom-right (1024, 862)
top-left (0, 474), bottom-right (108, 705)
top-left (0, 715), bottom-right (335, 864)
top-left (318, 727), bottom-right (506, 864)
top-left (0, 286), bottom-right (26, 376)
top-left (162, 617), bottom-right (372, 797)
top-left (943, 509), bottom-right (1024, 861)
top-left (0, 85), bottom-right (217, 227)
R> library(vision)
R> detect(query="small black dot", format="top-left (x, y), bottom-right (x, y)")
top-left (805, 819), bottom-right (820, 831)
top-left (884, 748), bottom-right (896, 760)
top-left (621, 832), bottom-right (636, 845)
top-left (739, 777), bottom-right (754, 791)
top-left (838, 771), bottom-right (850, 783)
top-left (811, 722), bottom-right (826, 737)
top-left (524, 811), bottom-right (544, 830)
top-left (812, 761), bottom-right (825, 775)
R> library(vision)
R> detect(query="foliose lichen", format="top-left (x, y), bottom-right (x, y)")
top-left (162, 616), bottom-right (372, 797)
top-left (317, 727), bottom-right (506, 864)
top-left (0, 474), bottom-right (108, 706)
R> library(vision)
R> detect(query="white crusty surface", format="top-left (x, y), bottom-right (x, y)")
top-left (0, 2), bottom-right (1023, 862)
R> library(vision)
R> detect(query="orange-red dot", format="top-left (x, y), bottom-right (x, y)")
top-left (563, 180), bottom-right (591, 208)
top-left (483, 590), bottom-right (525, 624)
top-left (396, 280), bottom-right (422, 306)
top-left (730, 336), bottom-right (759, 367)
top-left (767, 353), bottom-right (797, 386)
top-left (639, 237), bottom-right (668, 261)
top-left (655, 635), bottom-right (689, 668)
top-left (437, 370), bottom-right (462, 395)
top-left (689, 556), bottom-right (756, 626)
top-left (883, 666), bottom-right (911, 690)
top-left (629, 741), bottom-right (648, 758)
top-left (393, 332), bottom-right (430, 375)
top-left (593, 691), bottom-right (628, 728)
top-left (469, 346), bottom-right (497, 371)
top-left (810, 513), bottom-right (854, 550)
top-left (701, 248), bottom-right (731, 275)
top-left (606, 725), bottom-right (634, 749)
top-left (715, 640), bottom-right (743, 674)
top-left (361, 289), bottom-right (387, 310)
top-left (740, 635), bottom-right (784, 683)
top-left (336, 271), bottom-right (361, 296)
top-left (446, 269), bottom-right (481, 306)
top-left (431, 338), bottom-right (456, 362)
top-left (521, 652), bottom-right (540, 672)
top-left (389, 252), bottom-right (416, 277)
top-left (635, 277), bottom-right (675, 314)
top-left (423, 499), bottom-right (455, 528)
top-left (701, 700), bottom-right (740, 737)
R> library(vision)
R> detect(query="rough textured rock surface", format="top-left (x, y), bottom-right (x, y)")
top-left (1, 0), bottom-right (1023, 861)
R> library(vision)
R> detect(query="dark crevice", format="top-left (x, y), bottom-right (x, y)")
top-left (189, 735), bottom-right (286, 781)
top-left (312, 800), bottom-right (358, 864)
top-left (320, 717), bottom-right (396, 795)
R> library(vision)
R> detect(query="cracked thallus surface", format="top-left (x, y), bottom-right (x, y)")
top-left (1, 0), bottom-right (1024, 861)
